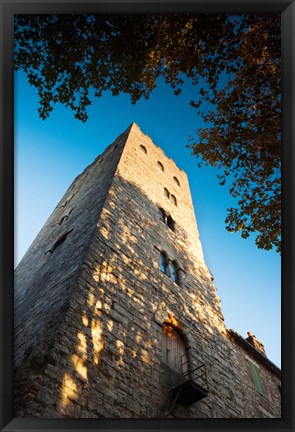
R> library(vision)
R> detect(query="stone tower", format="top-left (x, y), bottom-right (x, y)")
top-left (14, 123), bottom-right (281, 418)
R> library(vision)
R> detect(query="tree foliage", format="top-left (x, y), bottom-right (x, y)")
top-left (14, 14), bottom-right (281, 252)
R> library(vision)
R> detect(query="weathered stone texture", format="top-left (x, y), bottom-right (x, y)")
top-left (14, 123), bottom-right (281, 418)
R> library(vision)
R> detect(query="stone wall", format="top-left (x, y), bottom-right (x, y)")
top-left (14, 126), bottom-right (129, 415)
top-left (14, 123), bottom-right (281, 418)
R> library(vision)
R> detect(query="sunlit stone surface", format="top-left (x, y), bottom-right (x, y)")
top-left (14, 123), bottom-right (281, 418)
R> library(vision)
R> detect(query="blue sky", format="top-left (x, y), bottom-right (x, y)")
top-left (15, 69), bottom-right (281, 368)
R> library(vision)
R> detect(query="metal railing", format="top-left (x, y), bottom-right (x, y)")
top-left (181, 355), bottom-right (208, 391)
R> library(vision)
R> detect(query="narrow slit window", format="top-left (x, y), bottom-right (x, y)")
top-left (164, 188), bottom-right (170, 199)
top-left (47, 229), bottom-right (73, 255)
top-left (173, 176), bottom-right (180, 187)
top-left (58, 215), bottom-right (68, 225)
top-left (171, 194), bottom-right (177, 206)
top-left (140, 144), bottom-right (147, 154)
top-left (157, 161), bottom-right (164, 171)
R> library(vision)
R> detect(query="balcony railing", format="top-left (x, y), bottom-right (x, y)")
top-left (170, 356), bottom-right (209, 406)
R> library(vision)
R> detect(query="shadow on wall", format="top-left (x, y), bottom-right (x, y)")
top-left (16, 174), bottom-right (226, 418)
top-left (53, 175), bottom-right (226, 418)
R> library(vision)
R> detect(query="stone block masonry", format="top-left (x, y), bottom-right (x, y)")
top-left (14, 123), bottom-right (281, 418)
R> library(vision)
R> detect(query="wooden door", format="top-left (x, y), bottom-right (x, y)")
top-left (162, 323), bottom-right (188, 375)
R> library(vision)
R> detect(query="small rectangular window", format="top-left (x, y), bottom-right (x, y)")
top-left (248, 360), bottom-right (267, 397)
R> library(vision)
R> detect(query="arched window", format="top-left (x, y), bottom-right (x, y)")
top-left (168, 261), bottom-right (178, 283)
top-left (173, 176), bottom-right (180, 187)
top-left (164, 187), bottom-right (170, 199)
top-left (167, 215), bottom-right (175, 232)
top-left (159, 252), bottom-right (179, 284)
top-left (140, 144), bottom-right (147, 154)
top-left (158, 208), bottom-right (175, 232)
top-left (157, 161), bottom-right (164, 172)
top-left (162, 323), bottom-right (188, 375)
top-left (160, 252), bottom-right (168, 274)
top-left (171, 194), bottom-right (177, 206)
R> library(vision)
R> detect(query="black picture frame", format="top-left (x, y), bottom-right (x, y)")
top-left (1, 1), bottom-right (294, 431)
